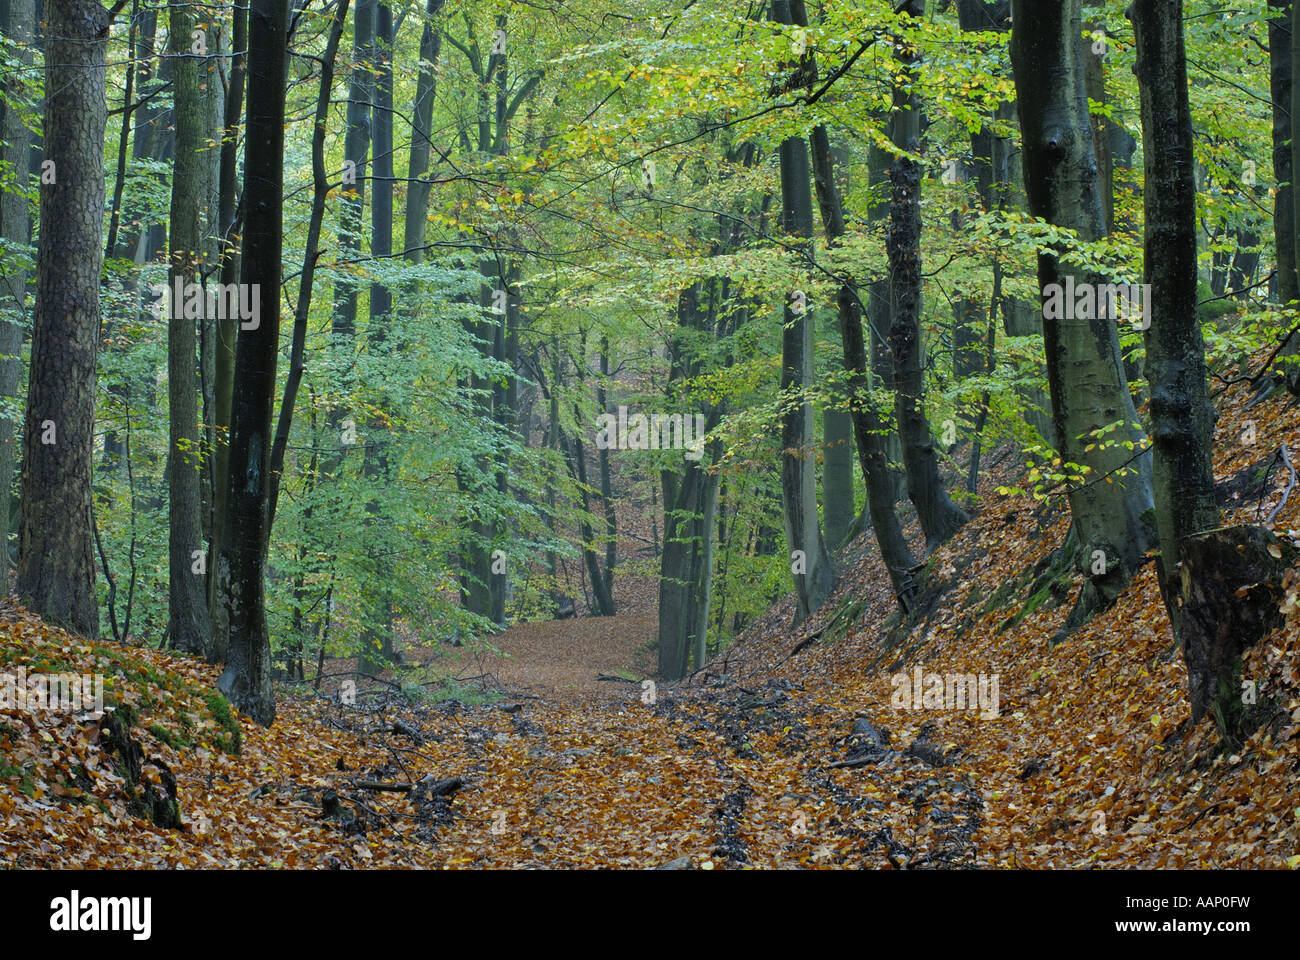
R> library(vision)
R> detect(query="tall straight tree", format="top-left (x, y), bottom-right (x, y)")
top-left (791, 0), bottom-right (918, 608)
top-left (0, 0), bottom-right (34, 596)
top-left (403, 0), bottom-right (446, 262)
top-left (209, 0), bottom-right (247, 660)
top-left (16, 0), bottom-right (107, 637)
top-left (1287, 0), bottom-right (1300, 393)
top-left (370, 3), bottom-right (393, 327)
top-left (1010, 0), bottom-right (1156, 624)
top-left (1131, 0), bottom-right (1295, 724)
top-left (334, 0), bottom-right (373, 347)
top-left (359, 0), bottom-right (396, 671)
top-left (217, 0), bottom-right (288, 726)
top-left (771, 0), bottom-right (833, 621)
top-left (167, 0), bottom-right (212, 656)
top-left (1131, 0), bottom-right (1217, 617)
top-left (1270, 1), bottom-right (1297, 310)
top-left (887, 0), bottom-right (969, 551)
top-left (657, 280), bottom-right (729, 679)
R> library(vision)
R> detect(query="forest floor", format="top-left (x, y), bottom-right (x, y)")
top-left (2, 365), bottom-right (1300, 868)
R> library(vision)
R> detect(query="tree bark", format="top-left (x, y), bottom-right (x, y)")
top-left (166, 0), bottom-right (213, 656)
top-left (334, 0), bottom-right (373, 345)
top-left (1132, 0), bottom-right (1294, 730)
top-left (1270, 1), bottom-right (1298, 307)
top-left (216, 0), bottom-right (288, 726)
top-left (17, 0), bottom-right (107, 637)
top-left (771, 0), bottom-right (833, 623)
top-left (806, 128), bottom-right (917, 608)
top-left (1287, 0), bottom-right (1300, 393)
top-left (209, 0), bottom-right (247, 661)
top-left (887, 0), bottom-right (969, 551)
top-left (657, 283), bottom-right (724, 678)
top-left (1177, 526), bottom-right (1296, 725)
top-left (0, 0), bottom-right (34, 595)
top-left (403, 0), bottom-right (445, 262)
top-left (1131, 0), bottom-right (1219, 608)
top-left (1010, 0), bottom-right (1156, 624)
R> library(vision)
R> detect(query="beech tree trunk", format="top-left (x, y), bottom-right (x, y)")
top-left (887, 0), bottom-right (969, 551)
top-left (1177, 526), bottom-right (1296, 725)
top-left (166, 0), bottom-right (213, 656)
top-left (403, 0), bottom-right (446, 262)
top-left (772, 0), bottom-right (833, 623)
top-left (1132, 0), bottom-right (1294, 730)
top-left (1011, 0), bottom-right (1156, 624)
top-left (1270, 1), bottom-right (1298, 307)
top-left (1131, 0), bottom-right (1219, 609)
top-left (807, 123), bottom-right (917, 608)
top-left (657, 283), bottom-right (726, 678)
top-left (334, 0), bottom-right (372, 347)
top-left (16, 0), bottom-right (107, 638)
top-left (209, 0), bottom-right (247, 661)
top-left (1287, 0), bottom-right (1300, 393)
top-left (359, 1), bottom-right (396, 672)
top-left (216, 0), bottom-right (288, 726)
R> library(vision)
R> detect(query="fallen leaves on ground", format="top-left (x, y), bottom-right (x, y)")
top-left (1, 361), bottom-right (1298, 869)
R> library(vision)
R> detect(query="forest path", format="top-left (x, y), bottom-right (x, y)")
top-left (406, 613), bottom-right (659, 698)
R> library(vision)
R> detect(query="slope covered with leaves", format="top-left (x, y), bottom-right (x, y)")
top-left (1, 369), bottom-right (1298, 869)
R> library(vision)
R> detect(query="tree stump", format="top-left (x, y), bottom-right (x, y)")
top-left (1178, 525), bottom-right (1297, 725)
top-left (99, 710), bottom-right (183, 829)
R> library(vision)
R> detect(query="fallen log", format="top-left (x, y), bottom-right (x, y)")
top-left (351, 775), bottom-right (465, 799)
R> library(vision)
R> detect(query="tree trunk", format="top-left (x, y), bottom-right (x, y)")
top-left (358, 1), bottom-right (396, 672)
top-left (1132, 0), bottom-right (1294, 731)
top-left (16, 0), bottom-right (106, 637)
top-left (866, 139), bottom-right (906, 503)
top-left (806, 130), bottom-right (916, 607)
top-left (208, 0), bottom-right (247, 661)
top-left (772, 0), bottom-right (833, 623)
top-left (403, 0), bottom-right (445, 262)
top-left (267, 0), bottom-right (349, 531)
top-left (1288, 0), bottom-right (1300, 393)
top-left (657, 440), bottom-right (721, 680)
top-left (216, 0), bottom-right (288, 727)
top-left (1270, 1), bottom-right (1298, 307)
top-left (1010, 0), bottom-right (1156, 625)
top-left (0, 0), bottom-right (34, 595)
top-left (656, 281), bottom-right (726, 678)
top-left (887, 0), bottom-right (969, 551)
top-left (334, 0), bottom-right (373, 346)
top-left (1177, 526), bottom-right (1296, 726)
top-left (370, 2), bottom-right (393, 329)
top-left (199, 16), bottom-right (225, 547)
top-left (1131, 0), bottom-right (1219, 606)
top-left (166, 0), bottom-right (213, 657)
top-left (597, 337), bottom-right (616, 604)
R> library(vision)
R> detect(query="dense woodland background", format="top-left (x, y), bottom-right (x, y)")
top-left (1, 0), bottom-right (1300, 870)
